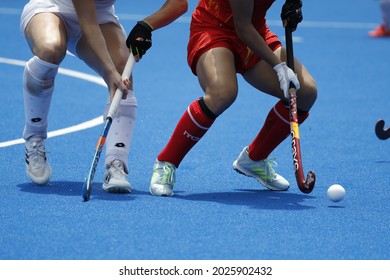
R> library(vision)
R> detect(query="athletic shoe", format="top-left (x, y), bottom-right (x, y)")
top-left (102, 160), bottom-right (131, 193)
top-left (233, 146), bottom-right (290, 191)
top-left (150, 160), bottom-right (176, 196)
top-left (368, 25), bottom-right (390, 37)
top-left (25, 136), bottom-right (52, 185)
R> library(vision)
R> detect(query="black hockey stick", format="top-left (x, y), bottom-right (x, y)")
top-left (284, 26), bottom-right (316, 194)
top-left (82, 53), bottom-right (135, 201)
top-left (375, 119), bottom-right (390, 140)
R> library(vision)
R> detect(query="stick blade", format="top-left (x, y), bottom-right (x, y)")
top-left (298, 171), bottom-right (316, 194)
top-left (375, 119), bottom-right (390, 140)
top-left (82, 179), bottom-right (92, 201)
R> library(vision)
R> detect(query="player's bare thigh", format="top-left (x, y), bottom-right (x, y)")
top-left (76, 22), bottom-right (132, 89)
top-left (195, 47), bottom-right (238, 115)
top-left (24, 13), bottom-right (68, 64)
top-left (243, 46), bottom-right (317, 111)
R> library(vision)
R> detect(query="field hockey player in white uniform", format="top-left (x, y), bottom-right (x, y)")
top-left (20, 0), bottom-right (188, 193)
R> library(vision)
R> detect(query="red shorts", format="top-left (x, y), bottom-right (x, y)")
top-left (187, 24), bottom-right (281, 75)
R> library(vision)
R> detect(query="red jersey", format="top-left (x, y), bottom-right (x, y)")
top-left (187, 0), bottom-right (281, 74)
top-left (191, 0), bottom-right (276, 32)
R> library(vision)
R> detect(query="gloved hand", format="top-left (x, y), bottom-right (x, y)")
top-left (281, 0), bottom-right (303, 32)
top-left (126, 21), bottom-right (153, 61)
top-left (273, 62), bottom-right (300, 99)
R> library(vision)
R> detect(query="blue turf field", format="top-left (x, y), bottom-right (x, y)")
top-left (0, 0), bottom-right (389, 262)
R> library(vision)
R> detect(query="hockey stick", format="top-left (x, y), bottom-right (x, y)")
top-left (82, 53), bottom-right (135, 201)
top-left (285, 26), bottom-right (316, 194)
top-left (375, 119), bottom-right (390, 140)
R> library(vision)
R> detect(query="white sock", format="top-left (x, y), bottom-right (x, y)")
top-left (104, 91), bottom-right (137, 173)
top-left (23, 56), bottom-right (59, 140)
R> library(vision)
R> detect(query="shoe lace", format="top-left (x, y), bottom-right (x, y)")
top-left (26, 139), bottom-right (47, 168)
top-left (110, 160), bottom-right (127, 177)
top-left (155, 163), bottom-right (175, 185)
top-left (263, 158), bottom-right (278, 181)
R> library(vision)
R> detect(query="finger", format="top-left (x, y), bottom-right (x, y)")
top-left (123, 78), bottom-right (130, 88)
top-left (119, 82), bottom-right (128, 94)
top-left (121, 80), bottom-right (130, 99)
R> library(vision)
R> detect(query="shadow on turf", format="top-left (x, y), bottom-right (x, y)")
top-left (176, 189), bottom-right (316, 210)
top-left (16, 181), bottom-right (147, 201)
top-left (16, 182), bottom-right (316, 208)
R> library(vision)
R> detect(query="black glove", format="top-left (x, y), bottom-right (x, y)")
top-left (126, 21), bottom-right (153, 59)
top-left (281, 0), bottom-right (303, 32)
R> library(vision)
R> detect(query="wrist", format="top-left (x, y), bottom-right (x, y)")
top-left (273, 62), bottom-right (286, 71)
top-left (103, 66), bottom-right (117, 79)
top-left (138, 20), bottom-right (153, 31)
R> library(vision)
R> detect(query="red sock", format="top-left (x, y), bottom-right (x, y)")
top-left (158, 99), bottom-right (216, 167)
top-left (248, 100), bottom-right (309, 161)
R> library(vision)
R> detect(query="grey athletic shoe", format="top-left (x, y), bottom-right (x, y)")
top-left (150, 160), bottom-right (176, 196)
top-left (102, 160), bottom-right (131, 193)
top-left (233, 146), bottom-right (290, 191)
top-left (25, 136), bottom-right (52, 185)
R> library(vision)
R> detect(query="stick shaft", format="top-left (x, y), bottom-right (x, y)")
top-left (107, 54), bottom-right (136, 119)
top-left (285, 27), bottom-right (315, 193)
top-left (82, 53), bottom-right (135, 201)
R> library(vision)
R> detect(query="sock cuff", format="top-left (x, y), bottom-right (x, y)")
top-left (273, 100), bottom-right (290, 125)
top-left (198, 97), bottom-right (218, 119)
top-left (298, 109), bottom-right (309, 124)
top-left (188, 99), bottom-right (215, 130)
top-left (274, 100), bottom-right (310, 125)
top-left (26, 56), bottom-right (59, 80)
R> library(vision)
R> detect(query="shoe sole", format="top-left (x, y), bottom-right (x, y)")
top-left (233, 160), bottom-right (289, 191)
top-left (149, 185), bottom-right (173, 197)
top-left (26, 163), bottom-right (52, 185)
top-left (102, 184), bottom-right (131, 194)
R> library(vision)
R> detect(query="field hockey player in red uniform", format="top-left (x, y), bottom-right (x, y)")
top-left (150, 0), bottom-right (317, 196)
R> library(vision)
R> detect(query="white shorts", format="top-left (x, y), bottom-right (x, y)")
top-left (20, 0), bottom-right (126, 55)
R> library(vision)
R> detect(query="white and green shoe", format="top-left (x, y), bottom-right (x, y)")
top-left (150, 160), bottom-right (176, 196)
top-left (233, 146), bottom-right (290, 191)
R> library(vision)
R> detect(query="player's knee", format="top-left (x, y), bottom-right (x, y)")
top-left (298, 77), bottom-right (317, 111)
top-left (34, 40), bottom-right (66, 64)
top-left (205, 86), bottom-right (237, 114)
top-left (305, 77), bottom-right (318, 105)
